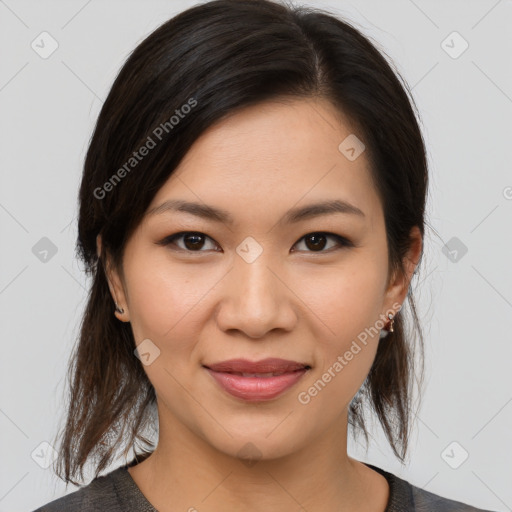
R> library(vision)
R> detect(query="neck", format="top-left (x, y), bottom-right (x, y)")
top-left (127, 409), bottom-right (389, 512)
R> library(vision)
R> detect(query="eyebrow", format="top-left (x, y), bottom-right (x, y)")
top-left (147, 198), bottom-right (365, 224)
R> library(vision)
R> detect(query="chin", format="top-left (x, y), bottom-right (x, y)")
top-left (201, 423), bottom-right (309, 465)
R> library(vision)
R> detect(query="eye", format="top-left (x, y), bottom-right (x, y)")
top-left (292, 232), bottom-right (353, 253)
top-left (157, 231), bottom-right (352, 253)
top-left (158, 232), bottom-right (220, 252)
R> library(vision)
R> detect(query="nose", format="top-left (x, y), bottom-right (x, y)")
top-left (214, 251), bottom-right (297, 339)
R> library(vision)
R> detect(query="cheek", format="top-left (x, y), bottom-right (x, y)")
top-left (294, 260), bottom-right (387, 402)
top-left (296, 258), bottom-right (386, 345)
top-left (123, 251), bottom-right (230, 367)
top-left (295, 263), bottom-right (385, 413)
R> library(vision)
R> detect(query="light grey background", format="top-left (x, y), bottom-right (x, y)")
top-left (1, 1), bottom-right (511, 511)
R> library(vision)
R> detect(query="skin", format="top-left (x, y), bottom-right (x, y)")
top-left (98, 97), bottom-right (422, 512)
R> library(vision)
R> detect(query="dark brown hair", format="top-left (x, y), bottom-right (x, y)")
top-left (54, 0), bottom-right (429, 485)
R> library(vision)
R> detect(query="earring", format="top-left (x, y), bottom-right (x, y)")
top-left (115, 302), bottom-right (125, 314)
top-left (387, 313), bottom-right (395, 333)
top-left (379, 313), bottom-right (395, 339)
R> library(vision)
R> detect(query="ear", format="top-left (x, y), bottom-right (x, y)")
top-left (383, 225), bottom-right (423, 311)
top-left (96, 234), bottom-right (130, 322)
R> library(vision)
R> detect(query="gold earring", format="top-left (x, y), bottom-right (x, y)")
top-left (387, 313), bottom-right (395, 332)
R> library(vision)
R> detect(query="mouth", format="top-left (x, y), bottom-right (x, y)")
top-left (203, 358), bottom-right (311, 374)
top-left (203, 358), bottom-right (311, 401)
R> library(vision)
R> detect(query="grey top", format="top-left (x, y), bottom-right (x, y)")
top-left (32, 461), bottom-right (496, 511)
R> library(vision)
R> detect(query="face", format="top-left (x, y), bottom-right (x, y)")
top-left (101, 98), bottom-right (419, 462)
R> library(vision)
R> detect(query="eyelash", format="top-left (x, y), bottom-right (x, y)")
top-left (157, 231), bottom-right (353, 254)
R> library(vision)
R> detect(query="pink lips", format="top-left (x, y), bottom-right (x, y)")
top-left (204, 358), bottom-right (310, 402)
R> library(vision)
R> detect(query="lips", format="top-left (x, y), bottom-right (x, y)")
top-left (203, 358), bottom-right (311, 401)
top-left (204, 358), bottom-right (310, 374)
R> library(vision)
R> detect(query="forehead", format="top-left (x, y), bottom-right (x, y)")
top-left (147, 98), bottom-right (382, 227)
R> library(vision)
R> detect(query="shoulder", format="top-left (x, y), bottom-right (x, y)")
top-left (364, 463), bottom-right (496, 512)
top-left (31, 467), bottom-right (124, 512)
top-left (410, 484), bottom-right (497, 512)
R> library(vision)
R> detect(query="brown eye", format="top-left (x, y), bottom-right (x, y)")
top-left (159, 232), bottom-right (219, 252)
top-left (293, 232), bottom-right (352, 253)
top-left (304, 233), bottom-right (328, 251)
top-left (158, 231), bottom-right (352, 254)
top-left (182, 233), bottom-right (206, 250)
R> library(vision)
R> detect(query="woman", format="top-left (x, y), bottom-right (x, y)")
top-left (33, 0), bottom-right (495, 510)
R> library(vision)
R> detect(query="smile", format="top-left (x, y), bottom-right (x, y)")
top-left (203, 358), bottom-right (311, 401)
